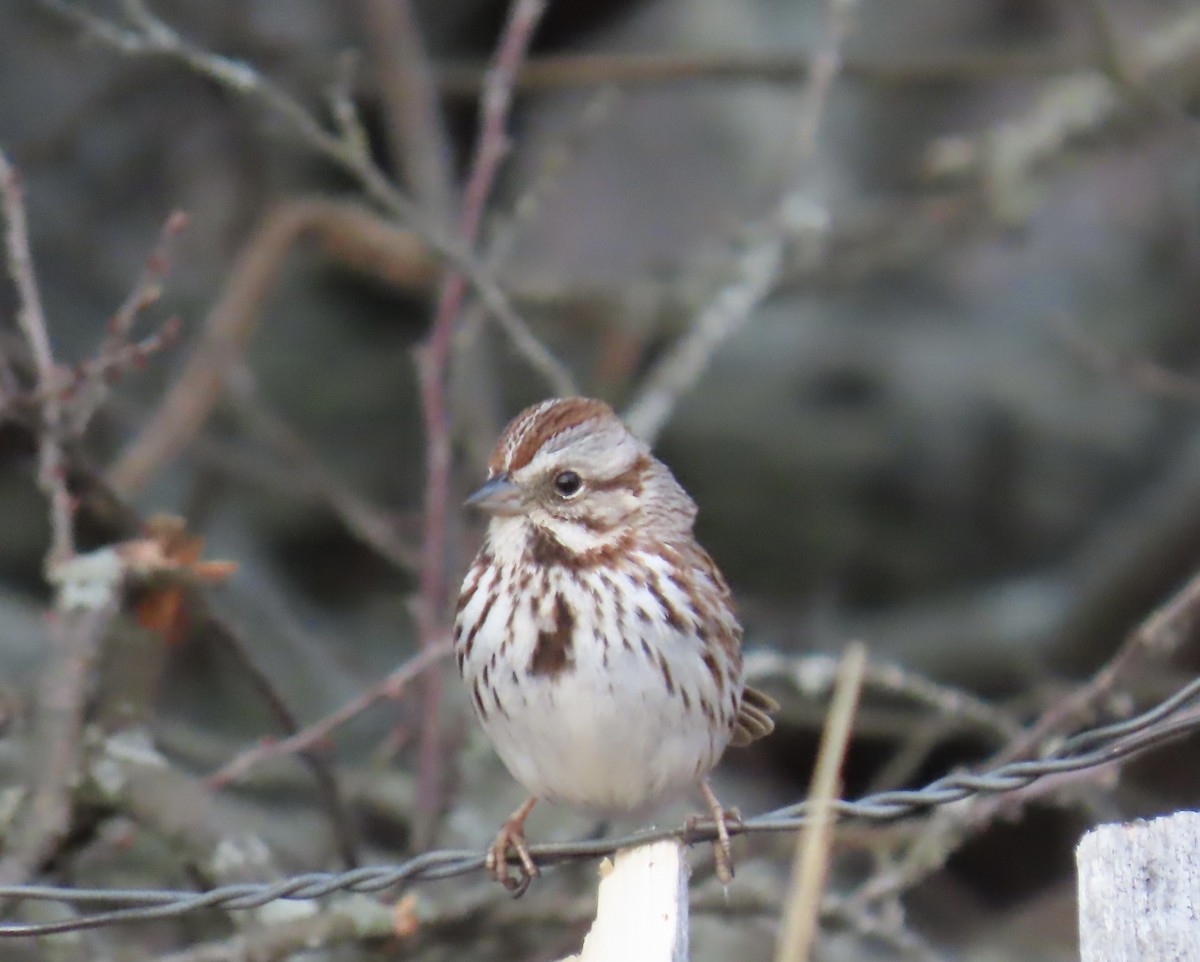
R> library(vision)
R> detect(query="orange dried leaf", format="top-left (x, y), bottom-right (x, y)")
top-left (120, 515), bottom-right (235, 644)
top-left (134, 587), bottom-right (190, 646)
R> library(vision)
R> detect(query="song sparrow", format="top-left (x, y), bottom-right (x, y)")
top-left (455, 397), bottom-right (776, 889)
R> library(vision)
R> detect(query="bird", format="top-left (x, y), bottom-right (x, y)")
top-left (454, 396), bottom-right (776, 890)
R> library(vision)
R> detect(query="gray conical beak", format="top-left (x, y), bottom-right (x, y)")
top-left (464, 473), bottom-right (522, 514)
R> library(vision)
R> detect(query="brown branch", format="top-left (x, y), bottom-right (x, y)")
top-left (106, 198), bottom-right (436, 496)
top-left (105, 191), bottom-right (571, 495)
top-left (410, 0), bottom-right (548, 848)
top-left (434, 48), bottom-right (1092, 97)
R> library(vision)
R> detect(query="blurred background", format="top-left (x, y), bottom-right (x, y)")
top-left (2, 0), bottom-right (1200, 959)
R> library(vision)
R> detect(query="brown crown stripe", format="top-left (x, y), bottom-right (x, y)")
top-left (495, 397), bottom-right (616, 473)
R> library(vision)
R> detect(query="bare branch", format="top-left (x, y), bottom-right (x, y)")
top-left (106, 199), bottom-right (435, 494)
top-left (68, 210), bottom-right (187, 435)
top-left (208, 642), bottom-right (450, 788)
top-left (625, 0), bottom-right (858, 442)
top-left (434, 48), bottom-right (1093, 97)
top-left (924, 6), bottom-right (1200, 187)
top-left (41, 0), bottom-right (569, 398)
top-left (360, 0), bottom-right (454, 222)
top-left (410, 0), bottom-right (549, 848)
top-left (0, 147), bottom-right (74, 567)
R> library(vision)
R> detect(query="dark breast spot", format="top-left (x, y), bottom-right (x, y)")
top-left (648, 577), bottom-right (686, 632)
top-left (702, 650), bottom-right (724, 693)
top-left (455, 577), bottom-right (477, 615)
top-left (529, 594), bottom-right (576, 678)
top-left (472, 679), bottom-right (489, 720)
top-left (457, 589), bottom-right (496, 664)
top-left (657, 652), bottom-right (676, 694)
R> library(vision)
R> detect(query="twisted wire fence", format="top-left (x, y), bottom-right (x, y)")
top-left (3, 673), bottom-right (1199, 937)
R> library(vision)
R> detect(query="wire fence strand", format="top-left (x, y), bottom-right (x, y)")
top-left (3, 675), bottom-right (1200, 937)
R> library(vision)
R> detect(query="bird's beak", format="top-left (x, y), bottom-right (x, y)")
top-left (464, 473), bottom-right (522, 514)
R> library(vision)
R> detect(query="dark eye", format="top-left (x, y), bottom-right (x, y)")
top-left (553, 470), bottom-right (583, 498)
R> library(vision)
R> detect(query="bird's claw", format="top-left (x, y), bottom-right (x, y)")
top-left (486, 814), bottom-right (540, 895)
top-left (697, 781), bottom-right (742, 884)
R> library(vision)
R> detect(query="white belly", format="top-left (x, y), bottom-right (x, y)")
top-left (455, 551), bottom-right (738, 815)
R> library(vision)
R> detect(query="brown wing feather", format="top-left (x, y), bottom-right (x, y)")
top-left (730, 685), bottom-right (778, 747)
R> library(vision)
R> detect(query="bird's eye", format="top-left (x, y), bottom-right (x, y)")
top-left (553, 470), bottom-right (583, 498)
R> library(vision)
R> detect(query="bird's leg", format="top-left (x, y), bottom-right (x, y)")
top-left (487, 796), bottom-right (539, 893)
top-left (699, 779), bottom-right (741, 884)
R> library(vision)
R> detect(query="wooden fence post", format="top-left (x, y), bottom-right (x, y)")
top-left (1077, 810), bottom-right (1200, 961)
top-left (559, 840), bottom-right (689, 962)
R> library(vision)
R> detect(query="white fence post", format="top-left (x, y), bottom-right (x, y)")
top-left (559, 840), bottom-right (689, 962)
top-left (1077, 810), bottom-right (1200, 961)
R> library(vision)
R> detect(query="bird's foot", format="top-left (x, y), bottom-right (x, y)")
top-left (486, 797), bottom-right (540, 895)
top-left (689, 780), bottom-right (742, 884)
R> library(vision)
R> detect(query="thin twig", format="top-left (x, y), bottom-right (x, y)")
top-left (1056, 314), bottom-right (1200, 405)
top-left (106, 199), bottom-right (434, 494)
top-left (775, 642), bottom-right (866, 962)
top-left (624, 0), bottom-right (858, 443)
top-left (746, 650), bottom-right (1022, 742)
top-left (207, 642), bottom-right (451, 788)
top-left (360, 0), bottom-right (454, 222)
top-left (453, 87), bottom-right (615, 413)
top-left (994, 564), bottom-right (1200, 766)
top-left (42, 0), bottom-right (568, 397)
top-left (410, 0), bottom-right (549, 849)
top-left (101, 0), bottom-right (420, 227)
top-left (0, 147), bottom-right (74, 568)
top-left (69, 209), bottom-right (187, 435)
top-left (846, 566), bottom-right (1200, 914)
top-left (206, 620), bottom-right (362, 869)
top-left (225, 363), bottom-right (421, 571)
